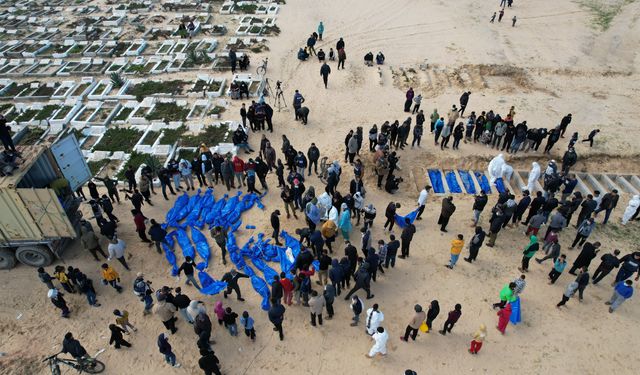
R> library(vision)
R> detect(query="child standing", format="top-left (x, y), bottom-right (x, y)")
top-left (446, 235), bottom-right (465, 269)
top-left (240, 311), bottom-right (256, 341)
top-left (223, 307), bottom-right (238, 336)
top-left (214, 301), bottom-right (225, 326)
top-left (469, 324), bottom-right (487, 354)
top-left (54, 266), bottom-right (75, 293)
top-left (548, 255), bottom-right (567, 284)
top-left (350, 295), bottom-right (364, 326)
top-left (439, 304), bottom-right (462, 335)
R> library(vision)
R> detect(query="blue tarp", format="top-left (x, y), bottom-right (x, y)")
top-left (172, 229), bottom-right (195, 260)
top-left (243, 265), bottom-right (271, 311)
top-left (428, 169), bottom-right (445, 193)
top-left (510, 297), bottom-right (522, 324)
top-left (394, 208), bottom-right (419, 228)
top-left (162, 236), bottom-right (179, 277)
top-left (444, 171), bottom-right (462, 193)
top-left (457, 169), bottom-right (477, 194)
top-left (198, 271), bottom-right (227, 295)
top-left (494, 177), bottom-right (507, 194)
top-left (474, 171), bottom-right (492, 194)
top-left (191, 226), bottom-right (210, 270)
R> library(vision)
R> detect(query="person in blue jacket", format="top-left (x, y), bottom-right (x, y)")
top-left (317, 22), bottom-right (324, 40)
top-left (606, 280), bottom-right (633, 313)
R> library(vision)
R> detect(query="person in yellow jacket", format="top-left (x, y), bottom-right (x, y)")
top-left (54, 265), bottom-right (75, 293)
top-left (321, 219), bottom-right (338, 253)
top-left (469, 323), bottom-right (487, 354)
top-left (101, 263), bottom-right (123, 293)
top-left (446, 234), bottom-right (465, 269)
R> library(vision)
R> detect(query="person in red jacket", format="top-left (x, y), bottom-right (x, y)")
top-left (279, 272), bottom-right (294, 305)
top-left (132, 210), bottom-right (151, 244)
top-left (232, 156), bottom-right (246, 187)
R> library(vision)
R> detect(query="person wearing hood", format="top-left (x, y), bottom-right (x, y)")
top-left (469, 324), bottom-right (487, 354)
top-left (571, 217), bottom-right (596, 249)
top-left (569, 241), bottom-right (601, 275)
top-left (350, 295), bottom-right (364, 326)
top-left (606, 280), bottom-right (634, 313)
top-left (438, 197), bottom-right (456, 232)
top-left (622, 195), bottom-right (640, 225)
top-left (62, 332), bottom-right (88, 361)
top-left (464, 226), bottom-right (486, 263)
top-left (178, 159), bottom-right (194, 191)
top-left (518, 235), bottom-right (539, 272)
top-left (367, 326), bottom-right (389, 358)
top-left (439, 303), bottom-right (462, 336)
top-left (268, 301), bottom-right (286, 341)
top-left (338, 203), bottom-right (352, 240)
top-left (157, 333), bottom-right (180, 368)
top-left (562, 147), bottom-right (578, 174)
top-left (213, 301), bottom-right (225, 325)
top-left (49, 289), bottom-right (70, 318)
top-left (353, 190), bottom-right (364, 225)
top-left (305, 198), bottom-right (321, 232)
top-left (425, 300), bottom-right (440, 331)
top-left (344, 262), bottom-right (374, 300)
top-left (364, 303), bottom-right (384, 335)
top-left (195, 310), bottom-right (214, 349)
top-left (199, 347), bottom-right (222, 375)
top-left (401, 304), bottom-right (426, 342)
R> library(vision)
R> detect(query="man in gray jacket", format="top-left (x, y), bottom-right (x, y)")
top-left (544, 211), bottom-right (567, 241)
top-left (570, 217), bottom-right (596, 249)
top-left (308, 290), bottom-right (326, 326)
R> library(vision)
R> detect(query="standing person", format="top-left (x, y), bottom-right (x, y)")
top-left (240, 103), bottom-right (247, 128)
top-left (107, 236), bottom-right (130, 271)
top-left (519, 236), bottom-right (539, 272)
top-left (400, 304), bottom-right (426, 342)
top-left (222, 269), bottom-right (249, 301)
top-left (512, 15), bottom-right (517, 26)
top-left (366, 327), bottom-right (389, 359)
top-left (308, 290), bottom-right (325, 327)
top-left (101, 263), bottom-right (123, 293)
top-left (108, 324), bottom-right (131, 349)
top-left (404, 88), bottom-right (414, 112)
top-left (212, 226), bottom-right (228, 265)
top-left (114, 309), bottom-right (136, 333)
top-left (425, 300), bottom-right (440, 331)
top-left (399, 218), bottom-right (416, 258)
top-left (459, 91), bottom-right (471, 116)
top-left (464, 226), bottom-right (486, 263)
top-left (344, 263), bottom-right (374, 300)
top-left (471, 190), bottom-right (488, 226)
top-left (48, 289), bottom-right (70, 318)
top-left (496, 303), bottom-right (512, 335)
top-left (317, 21), bottom-right (324, 40)
top-left (338, 203), bottom-right (352, 240)
top-left (76, 272), bottom-right (100, 307)
top-left (365, 303), bottom-right (384, 335)
top-left (81, 226), bottom-right (107, 261)
top-left (486, 206), bottom-right (506, 247)
top-left (512, 191), bottom-right (531, 225)
top-left (199, 348), bottom-right (222, 375)
top-left (324, 283), bottom-right (336, 319)
top-left (157, 333), bottom-right (181, 368)
top-left (0, 114), bottom-right (17, 152)
top-left (132, 210), bottom-right (151, 244)
top-left (446, 234), bottom-right (465, 269)
top-left (270, 210), bottom-right (282, 246)
top-left (306, 33), bottom-right (317, 56)
top-left (469, 324), bottom-right (487, 354)
top-left (320, 62), bottom-right (331, 88)
top-left (438, 196), bottom-right (456, 232)
top-left (439, 304), bottom-right (462, 336)
top-left (416, 185), bottom-right (431, 220)
top-left (537, 235), bottom-right (561, 264)
top-left (61, 332), bottom-right (88, 361)
top-left (575, 267), bottom-right (590, 301)
top-left (307, 143), bottom-right (320, 176)
top-left (148, 219), bottom-right (168, 254)
top-left (240, 311), bottom-right (256, 341)
top-left (223, 307), bottom-right (239, 336)
top-left (412, 115), bottom-right (424, 148)
top-left (498, 8), bottom-right (505, 22)
top-left (492, 282), bottom-right (516, 309)
top-left (268, 301), bottom-right (286, 341)
top-left (615, 252), bottom-right (640, 283)
top-left (606, 280), bottom-right (634, 313)
top-left (337, 47), bottom-right (346, 69)
top-left (412, 94), bottom-right (422, 114)
top-left (571, 218), bottom-right (596, 249)
top-left (592, 249), bottom-right (621, 284)
top-left (53, 266), bottom-right (75, 293)
top-left (99, 195), bottom-right (119, 223)
top-left (568, 241), bottom-right (601, 275)
top-left (172, 287), bottom-right (194, 324)
top-left (350, 295), bottom-right (364, 326)
top-left (559, 113), bottom-right (572, 137)
top-left (556, 279), bottom-right (580, 308)
top-left (548, 254), bottom-right (568, 284)
top-left (155, 294), bottom-right (178, 334)
top-left (594, 189), bottom-right (619, 225)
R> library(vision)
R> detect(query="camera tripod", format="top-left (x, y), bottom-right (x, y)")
top-left (264, 78), bottom-right (287, 112)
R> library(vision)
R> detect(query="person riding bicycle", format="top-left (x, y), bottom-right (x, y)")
top-left (62, 332), bottom-right (88, 361)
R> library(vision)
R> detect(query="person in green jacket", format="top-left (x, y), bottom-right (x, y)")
top-left (492, 282), bottom-right (516, 309)
top-left (519, 235), bottom-right (539, 272)
top-left (430, 109), bottom-right (439, 133)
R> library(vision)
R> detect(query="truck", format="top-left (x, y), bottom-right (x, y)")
top-left (0, 135), bottom-right (91, 269)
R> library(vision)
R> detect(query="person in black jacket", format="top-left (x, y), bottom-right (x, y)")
top-left (62, 332), bottom-right (88, 360)
top-left (458, 91), bottom-right (470, 116)
top-left (576, 194), bottom-right (597, 226)
top-left (512, 191), bottom-right (531, 224)
top-left (399, 218), bottom-right (416, 258)
top-left (178, 256), bottom-right (201, 290)
top-left (383, 202), bottom-right (400, 232)
top-left (268, 301), bottom-right (286, 340)
top-left (320, 62), bottom-right (331, 88)
top-left (270, 275), bottom-right (283, 304)
top-left (472, 191), bottom-right (488, 226)
top-left (593, 189), bottom-right (619, 225)
top-left (222, 269), bottom-right (249, 301)
top-left (464, 226), bottom-right (486, 263)
top-left (123, 165), bottom-right (136, 192)
top-left (486, 206), bottom-right (506, 247)
top-left (523, 191), bottom-right (545, 225)
top-left (173, 287), bottom-right (193, 324)
top-left (148, 219), bottom-right (168, 254)
top-left (569, 242), bottom-right (601, 275)
top-left (307, 143), bottom-right (320, 176)
top-left (592, 249), bottom-right (621, 284)
top-left (198, 348), bottom-right (222, 375)
top-left (271, 210), bottom-right (282, 246)
top-left (108, 324), bottom-right (131, 349)
top-left (344, 262), bottom-right (374, 300)
top-left (425, 300), bottom-right (440, 331)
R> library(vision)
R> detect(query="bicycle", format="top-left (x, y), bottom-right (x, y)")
top-left (44, 352), bottom-right (105, 375)
top-left (256, 58), bottom-right (268, 76)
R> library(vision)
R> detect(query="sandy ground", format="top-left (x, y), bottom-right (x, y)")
top-left (2, 0), bottom-right (640, 374)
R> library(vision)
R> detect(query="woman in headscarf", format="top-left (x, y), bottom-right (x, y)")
top-left (425, 300), bottom-right (440, 331)
top-left (469, 324), bottom-right (487, 354)
top-left (496, 303), bottom-right (512, 334)
top-left (519, 235), bottom-right (539, 272)
top-left (338, 203), bottom-right (352, 240)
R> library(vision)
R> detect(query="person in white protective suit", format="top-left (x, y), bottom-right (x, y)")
top-left (487, 154), bottom-right (505, 184)
top-left (501, 163), bottom-right (514, 182)
top-left (365, 304), bottom-right (385, 335)
top-left (366, 326), bottom-right (389, 358)
top-left (621, 195), bottom-right (640, 225)
top-left (526, 162), bottom-right (541, 193)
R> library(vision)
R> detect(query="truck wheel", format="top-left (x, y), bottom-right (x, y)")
top-left (0, 249), bottom-right (17, 269)
top-left (15, 246), bottom-right (54, 267)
